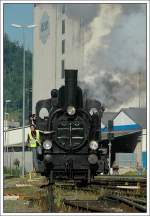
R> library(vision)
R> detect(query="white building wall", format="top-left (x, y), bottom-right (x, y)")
top-left (4, 127), bottom-right (29, 146)
top-left (116, 153), bottom-right (136, 168)
top-left (114, 111), bottom-right (145, 168)
top-left (33, 4), bottom-right (56, 112)
top-left (65, 17), bottom-right (83, 71)
top-left (113, 111), bottom-right (135, 126)
top-left (142, 129), bottom-right (147, 152)
top-left (4, 151), bottom-right (33, 172)
top-left (134, 139), bottom-right (142, 167)
top-left (33, 4), bottom-right (83, 112)
top-left (101, 122), bottom-right (105, 129)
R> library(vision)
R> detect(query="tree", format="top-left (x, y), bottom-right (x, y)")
top-left (4, 33), bottom-right (32, 125)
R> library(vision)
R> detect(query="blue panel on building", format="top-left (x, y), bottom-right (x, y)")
top-left (142, 152), bottom-right (147, 169)
top-left (101, 124), bottom-right (142, 132)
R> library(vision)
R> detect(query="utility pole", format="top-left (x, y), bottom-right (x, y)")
top-left (138, 71), bottom-right (141, 108)
top-left (107, 120), bottom-right (114, 175)
top-left (4, 100), bottom-right (11, 168)
top-left (11, 24), bottom-right (36, 177)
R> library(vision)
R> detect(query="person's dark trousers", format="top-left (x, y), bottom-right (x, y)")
top-left (32, 147), bottom-right (38, 171)
top-left (31, 147), bottom-right (44, 172)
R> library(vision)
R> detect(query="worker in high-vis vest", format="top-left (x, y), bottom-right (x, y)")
top-left (27, 124), bottom-right (41, 172)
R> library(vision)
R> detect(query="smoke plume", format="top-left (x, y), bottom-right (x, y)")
top-left (74, 4), bottom-right (147, 111)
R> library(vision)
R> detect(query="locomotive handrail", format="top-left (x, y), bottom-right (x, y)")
top-left (39, 130), bottom-right (56, 134)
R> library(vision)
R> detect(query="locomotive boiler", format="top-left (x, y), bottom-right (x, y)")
top-left (35, 70), bottom-right (108, 182)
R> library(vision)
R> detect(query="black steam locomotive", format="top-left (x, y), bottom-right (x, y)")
top-left (36, 70), bottom-right (108, 182)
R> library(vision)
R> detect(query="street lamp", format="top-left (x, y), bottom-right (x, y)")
top-left (11, 23), bottom-right (36, 177)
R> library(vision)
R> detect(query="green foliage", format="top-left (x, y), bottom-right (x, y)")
top-left (4, 166), bottom-right (22, 177)
top-left (13, 158), bottom-right (20, 167)
top-left (123, 170), bottom-right (146, 176)
top-left (4, 33), bottom-right (32, 125)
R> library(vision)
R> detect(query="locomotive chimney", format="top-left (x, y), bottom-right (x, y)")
top-left (65, 69), bottom-right (78, 107)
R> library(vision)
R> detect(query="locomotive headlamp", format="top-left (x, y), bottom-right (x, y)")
top-left (67, 106), bottom-right (76, 115)
top-left (89, 108), bottom-right (98, 116)
top-left (43, 140), bottom-right (52, 150)
top-left (89, 140), bottom-right (98, 150)
top-left (88, 154), bottom-right (98, 164)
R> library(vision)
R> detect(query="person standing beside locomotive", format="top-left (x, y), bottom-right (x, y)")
top-left (27, 124), bottom-right (41, 172)
top-left (29, 114), bottom-right (36, 128)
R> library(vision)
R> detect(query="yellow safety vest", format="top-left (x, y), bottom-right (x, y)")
top-left (28, 130), bottom-right (40, 148)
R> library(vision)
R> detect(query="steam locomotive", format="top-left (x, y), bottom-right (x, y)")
top-left (35, 70), bottom-right (109, 182)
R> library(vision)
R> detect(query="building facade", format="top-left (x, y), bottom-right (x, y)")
top-left (33, 4), bottom-right (83, 112)
top-left (114, 108), bottom-right (146, 169)
top-left (101, 108), bottom-right (147, 169)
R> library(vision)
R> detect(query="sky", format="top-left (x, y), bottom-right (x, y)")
top-left (4, 3), bottom-right (33, 51)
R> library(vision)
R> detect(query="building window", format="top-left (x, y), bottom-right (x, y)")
top-left (62, 4), bottom-right (65, 14)
top-left (62, 40), bottom-right (65, 54)
top-left (61, 60), bottom-right (65, 79)
top-left (62, 20), bottom-right (65, 34)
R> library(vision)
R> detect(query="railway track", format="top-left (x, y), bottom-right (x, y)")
top-left (54, 175), bottom-right (146, 187)
top-left (54, 184), bottom-right (146, 200)
top-left (104, 195), bottom-right (147, 212)
top-left (63, 195), bottom-right (147, 213)
top-left (45, 176), bottom-right (147, 213)
top-left (54, 175), bottom-right (146, 199)
top-left (15, 174), bottom-right (144, 213)
top-left (91, 175), bottom-right (146, 187)
top-left (63, 199), bottom-right (124, 213)
top-left (4, 175), bottom-right (146, 213)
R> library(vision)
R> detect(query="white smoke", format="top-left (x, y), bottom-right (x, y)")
top-left (78, 4), bottom-right (146, 111)
top-left (83, 4), bottom-right (122, 66)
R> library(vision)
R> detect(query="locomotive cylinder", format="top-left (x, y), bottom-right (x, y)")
top-left (65, 70), bottom-right (78, 107)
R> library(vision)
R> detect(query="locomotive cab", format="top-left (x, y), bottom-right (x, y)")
top-left (35, 70), bottom-right (108, 182)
